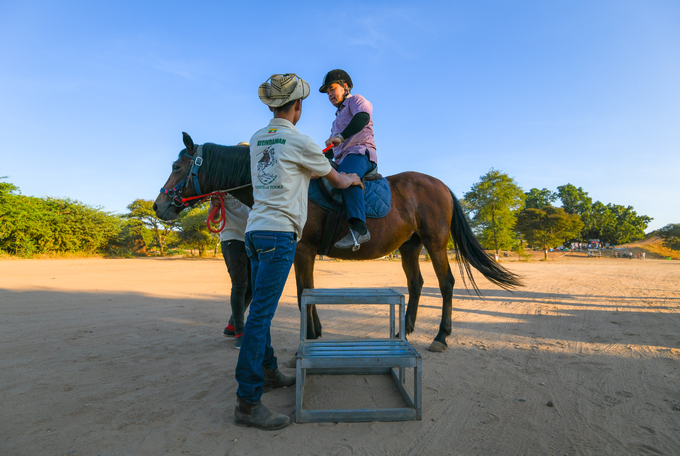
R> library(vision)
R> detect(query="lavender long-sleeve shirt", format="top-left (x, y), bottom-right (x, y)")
top-left (330, 94), bottom-right (377, 165)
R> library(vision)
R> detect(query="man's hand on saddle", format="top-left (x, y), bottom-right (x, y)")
top-left (342, 172), bottom-right (364, 190)
top-left (324, 136), bottom-right (342, 148)
top-left (322, 169), bottom-right (364, 190)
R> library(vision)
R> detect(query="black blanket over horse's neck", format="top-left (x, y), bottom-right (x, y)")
top-left (199, 143), bottom-right (253, 207)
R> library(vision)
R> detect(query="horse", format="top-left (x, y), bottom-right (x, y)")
top-left (154, 133), bottom-right (522, 352)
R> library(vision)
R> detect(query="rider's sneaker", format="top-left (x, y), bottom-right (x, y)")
top-left (234, 334), bottom-right (243, 350)
top-left (334, 229), bottom-right (371, 250)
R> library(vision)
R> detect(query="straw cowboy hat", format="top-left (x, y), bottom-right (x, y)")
top-left (258, 73), bottom-right (310, 107)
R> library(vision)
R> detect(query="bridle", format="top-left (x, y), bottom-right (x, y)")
top-left (159, 145), bottom-right (206, 208)
top-left (159, 143), bottom-right (252, 233)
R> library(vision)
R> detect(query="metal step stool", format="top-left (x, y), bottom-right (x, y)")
top-left (295, 288), bottom-right (422, 423)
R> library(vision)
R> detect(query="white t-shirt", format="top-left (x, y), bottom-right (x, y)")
top-left (246, 118), bottom-right (332, 239)
top-left (218, 194), bottom-right (250, 242)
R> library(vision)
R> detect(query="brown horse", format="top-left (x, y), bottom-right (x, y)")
top-left (154, 133), bottom-right (522, 352)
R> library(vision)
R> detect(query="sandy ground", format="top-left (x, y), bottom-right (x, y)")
top-left (1, 256), bottom-right (679, 456)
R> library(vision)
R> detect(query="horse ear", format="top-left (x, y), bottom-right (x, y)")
top-left (182, 132), bottom-right (195, 154)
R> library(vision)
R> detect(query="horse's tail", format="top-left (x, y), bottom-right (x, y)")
top-left (448, 188), bottom-right (523, 293)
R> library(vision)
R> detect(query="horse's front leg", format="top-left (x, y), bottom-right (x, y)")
top-left (399, 237), bottom-right (424, 335)
top-left (294, 245), bottom-right (322, 339)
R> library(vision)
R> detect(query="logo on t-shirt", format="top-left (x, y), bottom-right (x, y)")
top-left (256, 146), bottom-right (278, 185)
top-left (268, 128), bottom-right (278, 134)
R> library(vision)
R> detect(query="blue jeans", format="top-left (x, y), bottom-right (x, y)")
top-left (338, 152), bottom-right (375, 223)
top-left (236, 231), bottom-right (297, 404)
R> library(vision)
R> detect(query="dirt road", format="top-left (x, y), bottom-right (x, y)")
top-left (1, 257), bottom-right (679, 455)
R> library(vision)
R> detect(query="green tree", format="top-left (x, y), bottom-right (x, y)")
top-left (524, 188), bottom-right (557, 209)
top-left (463, 169), bottom-right (525, 255)
top-left (556, 184), bottom-right (592, 216)
top-left (105, 219), bottom-right (152, 257)
top-left (583, 202), bottom-right (651, 245)
top-left (581, 201), bottom-right (612, 241)
top-left (124, 199), bottom-right (178, 256)
top-left (177, 203), bottom-right (219, 256)
top-left (606, 204), bottom-right (651, 244)
top-left (516, 207), bottom-right (584, 259)
top-left (0, 180), bottom-right (121, 256)
top-left (0, 178), bottom-right (19, 197)
top-left (657, 224), bottom-right (680, 250)
top-left (513, 235), bottom-right (529, 260)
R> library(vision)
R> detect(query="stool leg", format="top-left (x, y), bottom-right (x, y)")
top-left (296, 356), bottom-right (303, 423)
top-left (415, 358), bottom-right (422, 420)
top-left (390, 303), bottom-right (395, 338)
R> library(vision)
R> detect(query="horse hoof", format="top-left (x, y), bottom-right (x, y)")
top-left (427, 341), bottom-right (447, 352)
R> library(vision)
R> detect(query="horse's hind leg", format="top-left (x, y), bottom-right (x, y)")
top-left (424, 244), bottom-right (455, 352)
top-left (294, 246), bottom-right (322, 339)
top-left (399, 235), bottom-right (424, 335)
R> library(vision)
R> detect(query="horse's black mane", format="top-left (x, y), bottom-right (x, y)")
top-left (197, 143), bottom-right (252, 190)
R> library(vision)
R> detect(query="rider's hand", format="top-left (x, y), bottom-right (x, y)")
top-left (324, 136), bottom-right (342, 148)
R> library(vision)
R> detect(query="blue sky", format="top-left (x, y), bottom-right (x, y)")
top-left (1, 1), bottom-right (678, 231)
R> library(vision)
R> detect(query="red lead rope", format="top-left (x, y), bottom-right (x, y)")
top-left (173, 190), bottom-right (234, 234)
top-left (207, 195), bottom-right (226, 233)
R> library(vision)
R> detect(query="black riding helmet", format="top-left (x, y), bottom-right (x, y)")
top-left (319, 69), bottom-right (353, 93)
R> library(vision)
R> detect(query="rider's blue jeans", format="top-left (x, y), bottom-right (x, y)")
top-left (236, 230), bottom-right (297, 404)
top-left (338, 152), bottom-right (374, 223)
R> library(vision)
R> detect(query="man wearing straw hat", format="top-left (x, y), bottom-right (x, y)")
top-left (234, 73), bottom-right (363, 430)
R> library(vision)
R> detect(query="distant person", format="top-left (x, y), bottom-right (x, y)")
top-left (319, 69), bottom-right (377, 250)
top-left (642, 252), bottom-right (646, 260)
top-left (233, 73), bottom-right (363, 430)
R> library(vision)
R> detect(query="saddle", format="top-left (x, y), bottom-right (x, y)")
top-left (308, 161), bottom-right (392, 255)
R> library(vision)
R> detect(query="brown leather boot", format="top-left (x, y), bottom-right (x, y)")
top-left (263, 366), bottom-right (296, 393)
top-left (234, 395), bottom-right (290, 430)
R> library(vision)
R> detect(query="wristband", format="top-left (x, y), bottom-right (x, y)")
top-left (336, 133), bottom-right (344, 143)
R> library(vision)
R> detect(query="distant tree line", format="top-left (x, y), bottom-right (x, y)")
top-left (0, 180), bottom-right (120, 256)
top-left (461, 169), bottom-right (660, 259)
top-left (1, 176), bottom-right (675, 259)
top-left (654, 224), bottom-right (680, 251)
top-left (0, 179), bottom-right (218, 258)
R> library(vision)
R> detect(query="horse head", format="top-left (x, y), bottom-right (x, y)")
top-left (153, 132), bottom-right (204, 221)
top-left (154, 133), bottom-right (254, 221)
